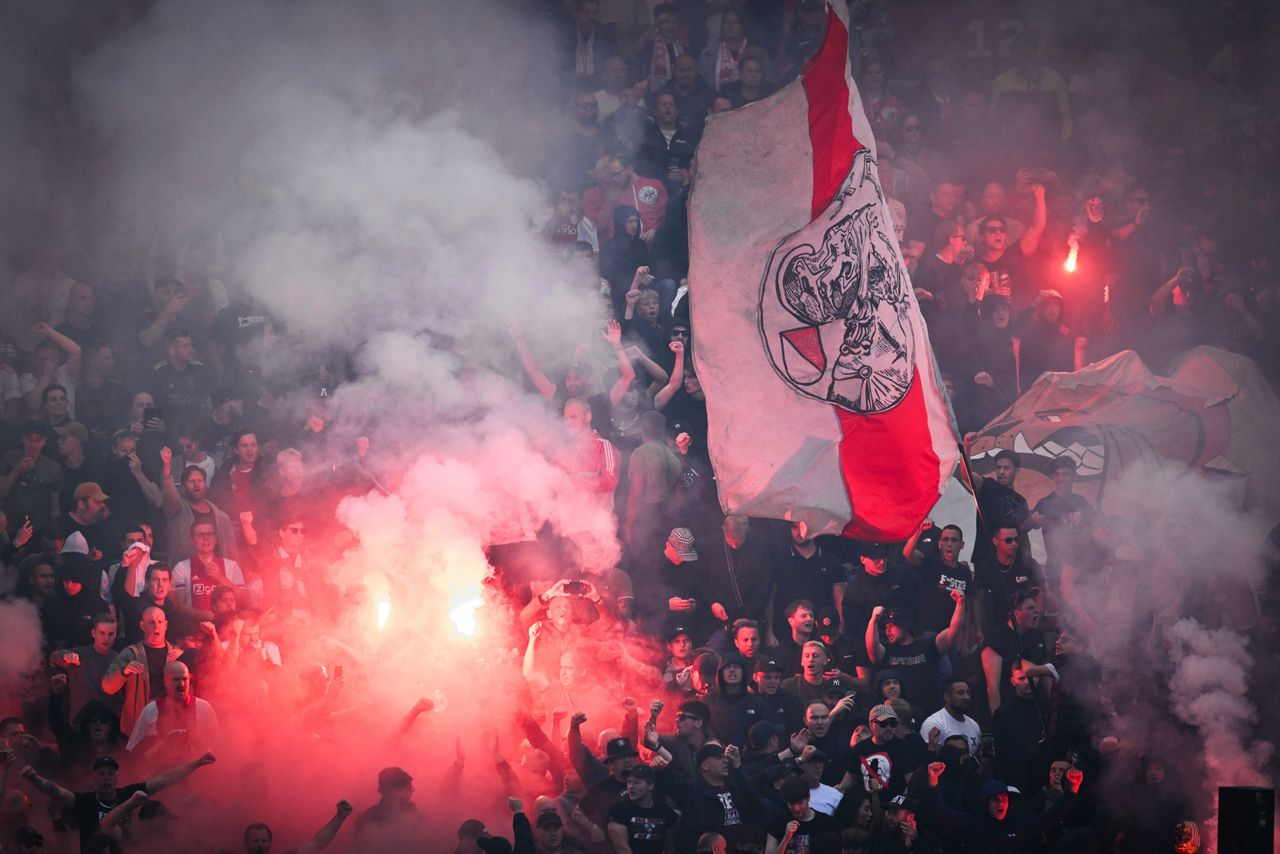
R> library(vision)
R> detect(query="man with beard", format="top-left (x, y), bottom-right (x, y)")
top-left (161, 453), bottom-right (239, 566)
top-left (773, 601), bottom-right (817, 676)
top-left (918, 680), bottom-right (982, 756)
top-left (845, 704), bottom-right (926, 799)
top-left (866, 590), bottom-right (964, 715)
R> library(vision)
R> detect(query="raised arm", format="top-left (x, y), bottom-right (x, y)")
top-left (298, 801), bottom-right (354, 853)
top-left (101, 790), bottom-right (150, 834)
top-left (160, 448), bottom-right (183, 517)
top-left (865, 605), bottom-right (886, 663)
top-left (126, 450), bottom-right (164, 508)
top-left (389, 697), bottom-right (435, 744)
top-left (1019, 184), bottom-right (1047, 256)
top-left (19, 766), bottom-right (75, 808)
top-left (603, 321), bottom-right (637, 404)
top-left (145, 751), bottom-right (216, 794)
top-left (981, 646), bottom-right (1004, 714)
top-left (508, 324), bottom-right (558, 399)
top-left (32, 322), bottom-right (82, 378)
top-left (654, 341), bottom-right (684, 409)
top-left (934, 589), bottom-right (966, 653)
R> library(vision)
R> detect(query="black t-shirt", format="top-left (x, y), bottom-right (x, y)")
top-left (766, 809), bottom-right (840, 854)
top-left (145, 643), bottom-right (168, 701)
top-left (73, 783), bottom-right (146, 851)
top-left (770, 545), bottom-right (848, 641)
top-left (607, 797), bottom-right (679, 854)
top-left (915, 556), bottom-right (972, 633)
top-left (849, 737), bottom-right (916, 797)
top-left (882, 635), bottom-right (943, 710)
top-left (1032, 491), bottom-right (1093, 568)
top-left (986, 623), bottom-right (1049, 706)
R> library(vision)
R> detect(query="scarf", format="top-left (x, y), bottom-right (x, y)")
top-left (649, 37), bottom-right (684, 90)
top-left (714, 40), bottom-right (745, 91)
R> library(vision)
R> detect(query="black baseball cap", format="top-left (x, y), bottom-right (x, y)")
top-left (753, 657), bottom-right (784, 674)
top-left (92, 756), bottom-right (120, 770)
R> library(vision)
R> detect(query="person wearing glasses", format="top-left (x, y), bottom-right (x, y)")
top-left (973, 520), bottom-right (1045, 635)
top-left (974, 172), bottom-right (1047, 312)
top-left (171, 520), bottom-right (247, 611)
top-left (258, 515), bottom-right (314, 622)
top-left (843, 704), bottom-right (923, 799)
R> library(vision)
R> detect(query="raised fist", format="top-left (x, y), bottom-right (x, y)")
top-left (928, 761), bottom-right (946, 786)
top-left (1065, 767), bottom-right (1084, 793)
top-left (337, 800), bottom-right (354, 817)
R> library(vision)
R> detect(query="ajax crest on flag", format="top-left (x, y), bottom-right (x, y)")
top-left (758, 149), bottom-right (915, 414)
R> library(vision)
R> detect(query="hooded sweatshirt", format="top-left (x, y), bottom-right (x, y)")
top-left (705, 652), bottom-right (768, 748)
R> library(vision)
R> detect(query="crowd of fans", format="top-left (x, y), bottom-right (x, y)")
top-left (1, 0), bottom-right (1277, 852)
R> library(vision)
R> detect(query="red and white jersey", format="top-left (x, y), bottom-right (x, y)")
top-left (584, 178), bottom-right (668, 241)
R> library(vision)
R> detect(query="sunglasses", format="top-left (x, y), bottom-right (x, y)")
top-left (874, 718), bottom-right (898, 727)
top-left (984, 226), bottom-right (1007, 234)
top-left (286, 526), bottom-right (306, 534)
top-left (998, 536), bottom-right (1018, 544)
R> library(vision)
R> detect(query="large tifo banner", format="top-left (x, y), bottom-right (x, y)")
top-left (688, 0), bottom-right (958, 541)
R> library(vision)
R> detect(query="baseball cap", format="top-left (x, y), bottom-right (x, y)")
top-left (695, 744), bottom-right (726, 767)
top-left (55, 422), bottom-right (89, 444)
top-left (536, 811), bottom-right (564, 829)
top-left (74, 482), bottom-right (109, 503)
top-left (981, 779), bottom-right (1019, 800)
top-left (377, 766), bottom-right (413, 790)
top-left (605, 737), bottom-right (639, 760)
top-left (623, 764), bottom-right (656, 782)
top-left (889, 794), bottom-right (920, 813)
top-left (666, 528), bottom-right (698, 561)
top-left (60, 531), bottom-right (90, 557)
top-left (882, 608), bottom-right (913, 629)
top-left (753, 657), bottom-right (784, 675)
top-left (667, 625), bottom-right (692, 642)
top-left (861, 541), bottom-right (890, 559)
top-left (869, 704), bottom-right (897, 724)
top-left (92, 755), bottom-right (120, 770)
top-left (876, 668), bottom-right (903, 689)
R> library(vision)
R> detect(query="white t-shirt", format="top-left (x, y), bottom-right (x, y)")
top-left (126, 697), bottom-right (221, 751)
top-left (919, 708), bottom-right (983, 756)
top-left (807, 782), bottom-right (844, 816)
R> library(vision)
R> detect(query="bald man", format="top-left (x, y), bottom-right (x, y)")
top-left (126, 660), bottom-right (222, 753)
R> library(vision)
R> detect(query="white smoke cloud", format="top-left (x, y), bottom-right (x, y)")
top-left (17, 0), bottom-right (630, 841)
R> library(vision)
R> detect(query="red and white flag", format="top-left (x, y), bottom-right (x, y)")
top-left (687, 0), bottom-right (958, 540)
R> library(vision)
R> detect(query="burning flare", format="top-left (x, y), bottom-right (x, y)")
top-left (449, 594), bottom-right (484, 637)
top-left (1063, 238), bottom-right (1079, 274)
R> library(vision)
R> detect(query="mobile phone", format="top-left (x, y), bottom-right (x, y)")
top-left (144, 406), bottom-right (164, 423)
